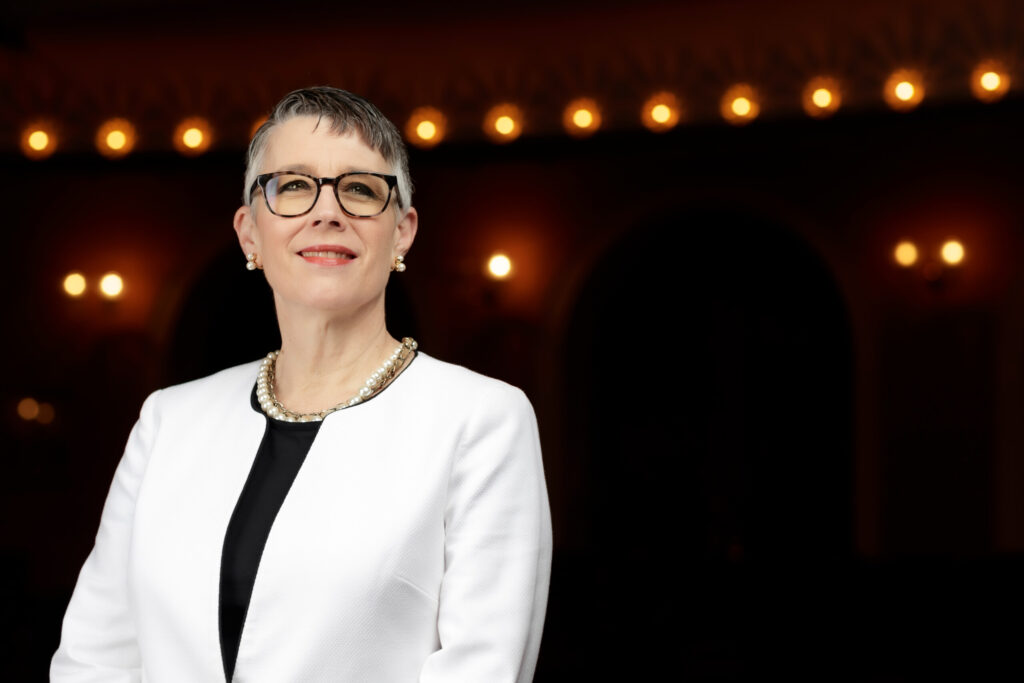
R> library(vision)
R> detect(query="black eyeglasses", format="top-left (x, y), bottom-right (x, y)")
top-left (250, 171), bottom-right (399, 218)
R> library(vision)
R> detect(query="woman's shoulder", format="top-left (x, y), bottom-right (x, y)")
top-left (151, 359), bottom-right (262, 409)
top-left (405, 352), bottom-right (533, 413)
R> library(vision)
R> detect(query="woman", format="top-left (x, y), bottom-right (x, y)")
top-left (51, 87), bottom-right (552, 682)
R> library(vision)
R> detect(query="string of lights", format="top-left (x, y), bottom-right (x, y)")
top-left (14, 63), bottom-right (1013, 160)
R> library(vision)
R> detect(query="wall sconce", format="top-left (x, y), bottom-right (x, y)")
top-left (893, 238), bottom-right (965, 285)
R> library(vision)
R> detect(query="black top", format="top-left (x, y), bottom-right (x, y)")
top-left (218, 388), bottom-right (322, 681)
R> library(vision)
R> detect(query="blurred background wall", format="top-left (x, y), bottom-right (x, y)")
top-left (5, 0), bottom-right (1024, 679)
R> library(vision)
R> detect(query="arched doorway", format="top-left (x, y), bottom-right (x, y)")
top-left (559, 208), bottom-right (854, 677)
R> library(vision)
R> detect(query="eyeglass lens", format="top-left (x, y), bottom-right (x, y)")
top-left (264, 173), bottom-right (391, 217)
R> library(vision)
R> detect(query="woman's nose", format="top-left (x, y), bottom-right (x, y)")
top-left (310, 182), bottom-right (345, 228)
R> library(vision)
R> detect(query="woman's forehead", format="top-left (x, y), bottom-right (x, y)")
top-left (262, 116), bottom-right (387, 171)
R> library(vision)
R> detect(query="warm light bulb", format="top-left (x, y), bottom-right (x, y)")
top-left (484, 104), bottom-right (524, 143)
top-left (802, 78), bottom-right (842, 118)
top-left (980, 71), bottom-right (1001, 91)
top-left (894, 81), bottom-right (915, 101)
top-left (63, 272), bottom-right (87, 297)
top-left (494, 116), bottom-right (515, 135)
top-left (173, 118), bottom-right (212, 155)
top-left (487, 253), bottom-right (512, 279)
top-left (572, 109), bottom-right (594, 128)
top-left (100, 272), bottom-right (124, 298)
top-left (182, 128), bottom-right (203, 148)
top-left (17, 398), bottom-right (39, 421)
top-left (641, 92), bottom-right (682, 132)
top-left (563, 98), bottom-right (602, 137)
top-left (884, 70), bottom-right (925, 111)
top-left (406, 107), bottom-right (446, 148)
top-left (21, 123), bottom-right (58, 159)
top-left (812, 89), bottom-right (832, 108)
top-left (721, 85), bottom-right (759, 125)
top-left (894, 241), bottom-right (918, 267)
top-left (941, 240), bottom-right (965, 265)
top-left (971, 61), bottom-right (1011, 103)
top-left (106, 130), bottom-right (126, 150)
top-left (28, 131), bottom-right (49, 150)
top-left (802, 77), bottom-right (843, 117)
top-left (96, 118), bottom-right (137, 158)
top-left (416, 120), bottom-right (437, 140)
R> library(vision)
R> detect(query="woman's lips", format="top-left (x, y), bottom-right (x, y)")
top-left (298, 246), bottom-right (356, 265)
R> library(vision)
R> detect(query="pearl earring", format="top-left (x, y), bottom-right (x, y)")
top-left (392, 255), bottom-right (407, 272)
top-left (246, 253), bottom-right (259, 271)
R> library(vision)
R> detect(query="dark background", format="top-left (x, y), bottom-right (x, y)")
top-left (5, 0), bottom-right (1024, 680)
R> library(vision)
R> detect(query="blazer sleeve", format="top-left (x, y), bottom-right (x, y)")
top-left (419, 385), bottom-right (553, 683)
top-left (50, 390), bottom-right (161, 682)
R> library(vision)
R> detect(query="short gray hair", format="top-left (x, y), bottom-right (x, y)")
top-left (243, 86), bottom-right (413, 213)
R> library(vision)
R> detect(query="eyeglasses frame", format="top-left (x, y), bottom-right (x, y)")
top-left (249, 170), bottom-right (399, 218)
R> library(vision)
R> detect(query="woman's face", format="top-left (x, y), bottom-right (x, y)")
top-left (233, 116), bottom-right (417, 317)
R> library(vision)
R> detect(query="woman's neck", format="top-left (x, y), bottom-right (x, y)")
top-left (270, 301), bottom-right (402, 415)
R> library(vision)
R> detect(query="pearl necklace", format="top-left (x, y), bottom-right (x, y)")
top-left (256, 337), bottom-right (418, 422)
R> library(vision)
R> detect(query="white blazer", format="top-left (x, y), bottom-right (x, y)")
top-left (51, 353), bottom-right (552, 682)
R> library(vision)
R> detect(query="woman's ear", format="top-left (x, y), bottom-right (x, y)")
top-left (234, 205), bottom-right (259, 255)
top-left (394, 206), bottom-right (418, 257)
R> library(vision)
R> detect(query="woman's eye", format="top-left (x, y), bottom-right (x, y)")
top-left (342, 182), bottom-right (379, 199)
top-left (279, 179), bottom-right (313, 193)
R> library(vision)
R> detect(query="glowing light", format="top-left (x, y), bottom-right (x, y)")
top-left (487, 253), bottom-right (513, 279)
top-left (63, 272), bottom-right (87, 297)
top-left (563, 98), bottom-right (601, 137)
top-left (884, 70), bottom-right (925, 111)
top-left (971, 61), bottom-right (1010, 102)
top-left (941, 240), bottom-right (965, 265)
top-left (721, 84), bottom-right (760, 125)
top-left (36, 402), bottom-right (55, 425)
top-left (894, 241), bottom-right (918, 267)
top-left (29, 131), bottom-right (49, 150)
top-left (405, 107), bottom-right (446, 148)
top-left (416, 121), bottom-right (436, 140)
top-left (484, 104), bottom-right (524, 142)
top-left (107, 131), bottom-right (126, 149)
top-left (183, 128), bottom-right (203, 148)
top-left (20, 123), bottom-right (57, 159)
top-left (173, 117), bottom-right (213, 155)
top-left (802, 77), bottom-right (842, 118)
top-left (96, 118), bottom-right (137, 158)
top-left (17, 398), bottom-right (39, 421)
top-left (99, 272), bottom-right (124, 298)
top-left (641, 92), bottom-right (682, 132)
